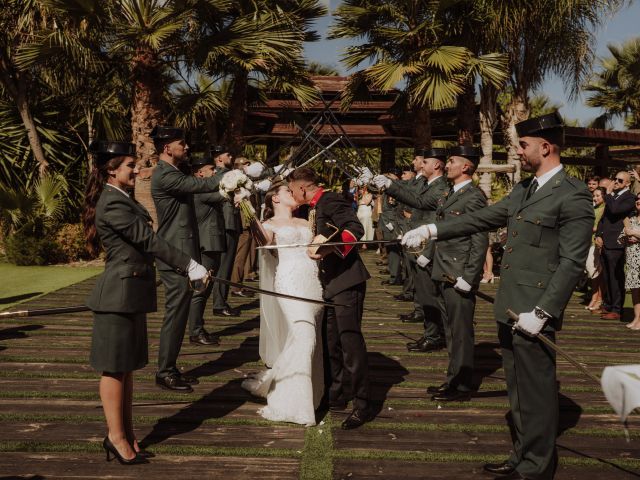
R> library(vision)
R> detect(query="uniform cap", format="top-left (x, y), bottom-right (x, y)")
top-left (149, 125), bottom-right (185, 141)
top-left (88, 140), bottom-right (136, 165)
top-left (448, 145), bottom-right (481, 165)
top-left (515, 112), bottom-right (564, 138)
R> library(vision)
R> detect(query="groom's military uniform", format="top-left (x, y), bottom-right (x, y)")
top-left (427, 114), bottom-right (593, 479)
top-left (310, 188), bottom-right (371, 412)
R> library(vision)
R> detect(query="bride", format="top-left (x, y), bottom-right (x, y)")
top-left (241, 182), bottom-right (324, 426)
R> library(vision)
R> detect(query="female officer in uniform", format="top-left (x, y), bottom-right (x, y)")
top-left (82, 141), bottom-right (207, 464)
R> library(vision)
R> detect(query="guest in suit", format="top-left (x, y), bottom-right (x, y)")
top-left (288, 167), bottom-right (373, 430)
top-left (595, 170), bottom-right (636, 320)
top-left (83, 141), bottom-right (207, 464)
top-left (151, 127), bottom-right (225, 392)
top-left (402, 112), bottom-right (594, 479)
top-left (187, 151), bottom-right (226, 346)
top-left (428, 146), bottom-right (488, 402)
top-left (210, 145), bottom-right (243, 317)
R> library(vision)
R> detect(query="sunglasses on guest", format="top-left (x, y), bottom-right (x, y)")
top-left (614, 177), bottom-right (627, 183)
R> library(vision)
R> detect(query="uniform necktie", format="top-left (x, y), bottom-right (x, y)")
top-left (526, 178), bottom-right (539, 200)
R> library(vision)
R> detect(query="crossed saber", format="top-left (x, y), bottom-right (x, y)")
top-left (440, 273), bottom-right (600, 385)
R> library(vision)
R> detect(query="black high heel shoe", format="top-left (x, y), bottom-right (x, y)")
top-left (103, 436), bottom-right (148, 465)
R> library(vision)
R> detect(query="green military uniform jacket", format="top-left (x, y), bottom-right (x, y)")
top-left (193, 191), bottom-right (226, 253)
top-left (435, 169), bottom-right (594, 330)
top-left (216, 167), bottom-right (242, 233)
top-left (387, 175), bottom-right (449, 258)
top-left (151, 160), bottom-right (223, 270)
top-left (378, 192), bottom-right (401, 241)
top-left (430, 182), bottom-right (488, 286)
top-left (86, 185), bottom-right (191, 314)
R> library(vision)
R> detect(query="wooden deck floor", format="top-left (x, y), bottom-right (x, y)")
top-left (1, 251), bottom-right (639, 479)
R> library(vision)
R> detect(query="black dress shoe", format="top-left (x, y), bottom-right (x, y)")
top-left (407, 337), bottom-right (445, 352)
top-left (375, 260), bottom-right (387, 266)
top-left (426, 382), bottom-right (449, 395)
top-left (341, 408), bottom-right (374, 430)
top-left (213, 307), bottom-right (240, 317)
top-left (189, 331), bottom-right (220, 346)
top-left (394, 294), bottom-right (413, 302)
top-left (400, 313), bottom-right (424, 323)
top-left (493, 471), bottom-right (526, 480)
top-left (179, 374), bottom-right (199, 385)
top-left (155, 374), bottom-right (193, 393)
top-left (231, 289), bottom-right (255, 298)
top-left (431, 387), bottom-right (470, 402)
top-left (483, 461), bottom-right (516, 476)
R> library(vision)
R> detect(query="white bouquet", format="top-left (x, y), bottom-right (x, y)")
top-left (218, 169), bottom-right (268, 246)
top-left (219, 169), bottom-right (253, 199)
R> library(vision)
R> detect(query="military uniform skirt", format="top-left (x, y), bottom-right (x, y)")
top-left (90, 312), bottom-right (148, 373)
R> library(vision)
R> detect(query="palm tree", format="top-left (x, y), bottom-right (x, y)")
top-left (308, 61), bottom-right (340, 76)
top-left (190, 0), bottom-right (326, 155)
top-left (477, 0), bottom-right (625, 182)
top-left (329, 0), bottom-right (507, 148)
top-left (584, 38), bottom-right (640, 130)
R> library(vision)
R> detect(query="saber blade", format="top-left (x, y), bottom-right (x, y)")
top-left (258, 239), bottom-right (400, 250)
top-left (0, 305), bottom-right (89, 319)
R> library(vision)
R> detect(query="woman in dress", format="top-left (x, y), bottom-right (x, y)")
top-left (241, 182), bottom-right (324, 426)
top-left (356, 186), bottom-right (374, 245)
top-left (586, 187), bottom-right (607, 311)
top-left (83, 141), bottom-right (207, 464)
top-left (621, 193), bottom-right (640, 329)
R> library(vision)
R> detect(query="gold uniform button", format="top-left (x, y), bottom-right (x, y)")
top-left (537, 281), bottom-right (544, 287)
top-left (503, 264), bottom-right (510, 269)
top-left (516, 215), bottom-right (522, 220)
top-left (535, 219), bottom-right (541, 225)
top-left (512, 231), bottom-right (518, 237)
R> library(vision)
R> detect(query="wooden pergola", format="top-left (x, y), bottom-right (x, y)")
top-left (245, 75), bottom-right (640, 175)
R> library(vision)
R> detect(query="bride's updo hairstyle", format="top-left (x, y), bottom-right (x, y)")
top-left (263, 181), bottom-right (287, 221)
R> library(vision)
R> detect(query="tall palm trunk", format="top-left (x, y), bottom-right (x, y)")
top-left (503, 93), bottom-right (529, 184)
top-left (479, 85), bottom-right (498, 200)
top-left (131, 47), bottom-right (165, 226)
top-left (0, 59), bottom-right (49, 176)
top-left (456, 83), bottom-right (475, 146)
top-left (224, 71), bottom-right (248, 156)
top-left (413, 106), bottom-right (432, 148)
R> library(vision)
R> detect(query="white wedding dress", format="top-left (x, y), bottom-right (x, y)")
top-left (241, 223), bottom-right (324, 426)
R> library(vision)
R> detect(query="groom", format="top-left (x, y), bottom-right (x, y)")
top-left (288, 168), bottom-right (373, 429)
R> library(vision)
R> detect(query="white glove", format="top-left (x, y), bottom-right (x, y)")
top-left (416, 255), bottom-right (430, 268)
top-left (245, 162), bottom-right (265, 178)
top-left (273, 164), bottom-right (287, 174)
top-left (453, 276), bottom-right (472, 293)
top-left (233, 187), bottom-right (251, 204)
top-left (385, 222), bottom-right (394, 231)
top-left (515, 309), bottom-right (547, 336)
top-left (355, 166), bottom-right (373, 186)
top-left (255, 179), bottom-right (271, 192)
top-left (187, 259), bottom-right (208, 281)
top-left (372, 174), bottom-right (392, 189)
top-left (401, 225), bottom-right (431, 248)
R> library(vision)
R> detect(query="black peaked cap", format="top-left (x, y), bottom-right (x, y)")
top-left (210, 144), bottom-right (230, 156)
top-left (515, 112), bottom-right (564, 137)
top-left (89, 140), bottom-right (136, 164)
top-left (149, 125), bottom-right (185, 141)
top-left (448, 145), bottom-right (481, 164)
top-left (190, 151), bottom-right (214, 167)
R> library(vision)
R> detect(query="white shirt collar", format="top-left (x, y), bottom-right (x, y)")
top-left (415, 173), bottom-right (423, 179)
top-left (428, 175), bottom-right (443, 186)
top-left (453, 179), bottom-right (472, 192)
top-left (534, 164), bottom-right (563, 189)
top-left (614, 187), bottom-right (629, 196)
top-left (106, 184), bottom-right (130, 198)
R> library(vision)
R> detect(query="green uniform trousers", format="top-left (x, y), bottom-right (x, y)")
top-left (187, 251), bottom-right (222, 336)
top-left (435, 282), bottom-right (474, 391)
top-left (157, 270), bottom-right (192, 378)
top-left (212, 230), bottom-right (239, 310)
top-left (498, 323), bottom-right (558, 480)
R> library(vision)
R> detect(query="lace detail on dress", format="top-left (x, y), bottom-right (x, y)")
top-left (242, 223), bottom-right (324, 426)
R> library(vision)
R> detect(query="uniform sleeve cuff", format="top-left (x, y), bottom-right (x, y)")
top-left (428, 224), bottom-right (438, 239)
top-left (340, 230), bottom-right (358, 256)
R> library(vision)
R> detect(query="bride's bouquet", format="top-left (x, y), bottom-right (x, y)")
top-left (219, 169), bottom-right (268, 246)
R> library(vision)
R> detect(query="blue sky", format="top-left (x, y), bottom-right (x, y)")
top-left (304, 0), bottom-right (640, 129)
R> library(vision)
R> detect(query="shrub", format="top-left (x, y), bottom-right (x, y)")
top-left (4, 231), bottom-right (64, 266)
top-left (56, 223), bottom-right (92, 262)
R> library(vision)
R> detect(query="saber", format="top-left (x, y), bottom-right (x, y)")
top-left (442, 274), bottom-right (497, 305)
top-left (506, 309), bottom-right (601, 385)
top-left (203, 272), bottom-right (347, 307)
top-left (0, 305), bottom-right (89, 319)
top-left (257, 239), bottom-right (401, 250)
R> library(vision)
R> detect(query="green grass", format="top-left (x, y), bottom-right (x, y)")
top-left (0, 262), bottom-right (103, 310)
